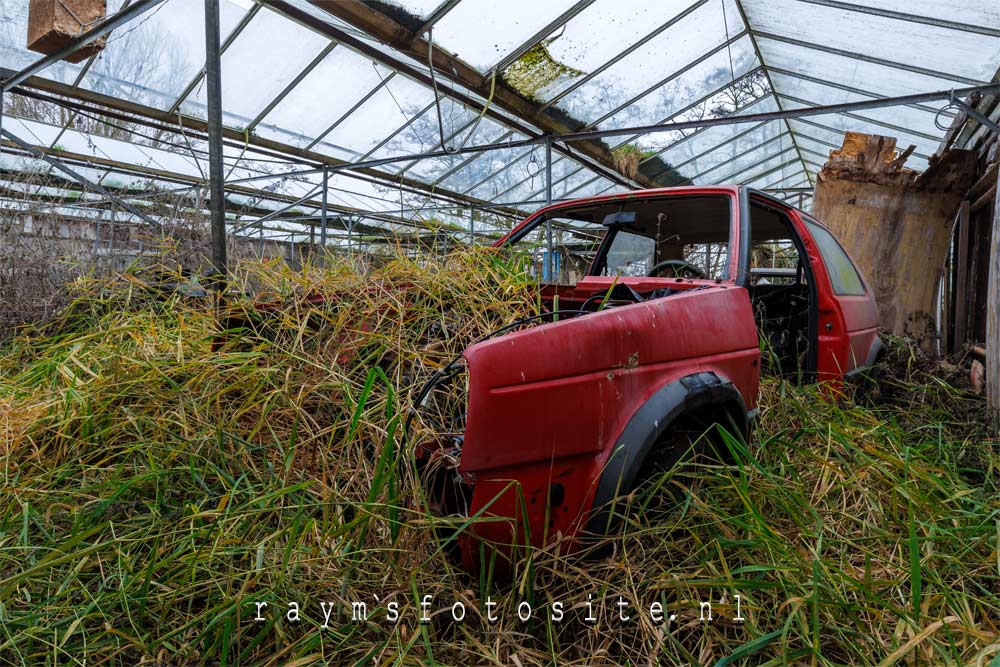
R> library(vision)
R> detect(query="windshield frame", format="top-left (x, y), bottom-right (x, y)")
top-left (495, 186), bottom-right (743, 285)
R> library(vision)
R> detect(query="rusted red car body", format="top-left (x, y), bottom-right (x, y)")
top-left (442, 185), bottom-right (880, 571)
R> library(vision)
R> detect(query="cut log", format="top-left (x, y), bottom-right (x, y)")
top-left (27, 0), bottom-right (106, 64)
top-left (812, 132), bottom-right (977, 349)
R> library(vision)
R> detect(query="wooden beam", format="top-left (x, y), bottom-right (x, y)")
top-left (954, 200), bottom-right (970, 349)
top-left (969, 161), bottom-right (998, 201)
top-left (297, 0), bottom-right (654, 188)
top-left (988, 157), bottom-right (1000, 426)
top-left (972, 184), bottom-right (997, 213)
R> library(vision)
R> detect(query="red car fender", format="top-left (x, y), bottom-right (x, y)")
top-left (457, 285), bottom-right (760, 567)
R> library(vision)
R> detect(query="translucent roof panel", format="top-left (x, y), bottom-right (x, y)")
top-left (534, 0), bottom-right (720, 101)
top-left (769, 72), bottom-right (948, 138)
top-left (708, 144), bottom-right (798, 184)
top-left (6, 0), bottom-right (1000, 222)
top-left (82, 0), bottom-right (248, 110)
top-left (672, 120), bottom-right (786, 182)
top-left (0, 0), bottom-right (247, 107)
top-left (780, 107), bottom-right (939, 161)
top-left (743, 0), bottom-right (1000, 84)
top-left (554, 0), bottom-right (746, 125)
top-left (182, 7), bottom-right (330, 123)
top-left (592, 36), bottom-right (759, 136)
top-left (254, 48), bottom-right (394, 150)
top-left (850, 0), bottom-right (1000, 28)
top-left (430, 0), bottom-right (582, 71)
top-left (316, 76), bottom-right (436, 161)
top-left (755, 37), bottom-right (963, 99)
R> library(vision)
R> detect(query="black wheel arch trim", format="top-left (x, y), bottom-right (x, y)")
top-left (845, 335), bottom-right (884, 380)
top-left (585, 371), bottom-right (748, 537)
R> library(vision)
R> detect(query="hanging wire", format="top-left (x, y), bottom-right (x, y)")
top-left (426, 27), bottom-right (496, 154)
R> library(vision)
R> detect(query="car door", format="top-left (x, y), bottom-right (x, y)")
top-left (789, 211), bottom-right (879, 379)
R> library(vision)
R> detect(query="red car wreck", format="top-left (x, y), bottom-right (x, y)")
top-left (414, 185), bottom-right (882, 572)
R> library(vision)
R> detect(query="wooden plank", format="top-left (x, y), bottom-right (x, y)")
top-left (988, 161), bottom-right (1000, 425)
top-left (971, 183), bottom-right (997, 213)
top-left (969, 162), bottom-right (998, 200)
top-left (954, 200), bottom-right (971, 349)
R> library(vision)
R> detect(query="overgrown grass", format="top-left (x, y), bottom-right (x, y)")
top-left (1, 252), bottom-right (997, 666)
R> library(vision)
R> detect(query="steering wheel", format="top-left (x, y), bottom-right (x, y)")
top-left (647, 259), bottom-right (706, 279)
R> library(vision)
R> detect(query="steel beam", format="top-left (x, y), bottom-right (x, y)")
top-left (0, 126), bottom-right (161, 231)
top-left (732, 0), bottom-right (813, 185)
top-left (205, 0), bottom-right (227, 282)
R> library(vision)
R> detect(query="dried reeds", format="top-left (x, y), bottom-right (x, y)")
top-left (0, 250), bottom-right (997, 666)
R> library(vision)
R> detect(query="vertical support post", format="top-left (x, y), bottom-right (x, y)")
top-left (545, 136), bottom-right (553, 281)
top-left (204, 0), bottom-right (227, 287)
top-left (320, 165), bottom-right (328, 249)
top-left (469, 206), bottom-right (475, 246)
top-left (94, 211), bottom-right (102, 257)
top-left (108, 209), bottom-right (115, 266)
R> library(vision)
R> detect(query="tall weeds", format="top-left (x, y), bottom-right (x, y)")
top-left (0, 251), bottom-right (997, 666)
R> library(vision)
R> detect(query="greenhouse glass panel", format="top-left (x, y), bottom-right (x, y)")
top-left (182, 7), bottom-right (329, 124)
top-left (615, 78), bottom-right (777, 155)
top-left (459, 145), bottom-right (539, 196)
top-left (649, 98), bottom-right (779, 166)
top-left (592, 37), bottom-right (759, 135)
top-left (531, 0), bottom-right (711, 102)
top-left (401, 121), bottom-right (516, 184)
top-left (769, 73), bottom-right (948, 139)
top-left (755, 37), bottom-right (961, 98)
top-left (492, 155), bottom-right (582, 203)
top-left (848, 0), bottom-right (1000, 29)
top-left (710, 145), bottom-right (798, 184)
top-left (669, 120), bottom-right (785, 182)
top-left (318, 77), bottom-right (436, 161)
top-left (434, 139), bottom-right (541, 195)
top-left (746, 167), bottom-right (807, 189)
top-left (430, 0), bottom-right (582, 71)
top-left (780, 108), bottom-right (939, 158)
top-left (554, 0), bottom-right (745, 124)
top-left (255, 48), bottom-right (395, 150)
top-left (368, 99), bottom-right (475, 167)
top-left (743, 0), bottom-right (1000, 83)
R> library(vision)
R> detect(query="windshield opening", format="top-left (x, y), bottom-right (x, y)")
top-left (505, 194), bottom-right (734, 286)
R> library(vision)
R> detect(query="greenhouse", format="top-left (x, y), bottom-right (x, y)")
top-left (1, 0), bottom-right (999, 664)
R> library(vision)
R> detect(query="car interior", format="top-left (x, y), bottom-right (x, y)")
top-left (506, 193), bottom-right (815, 378)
